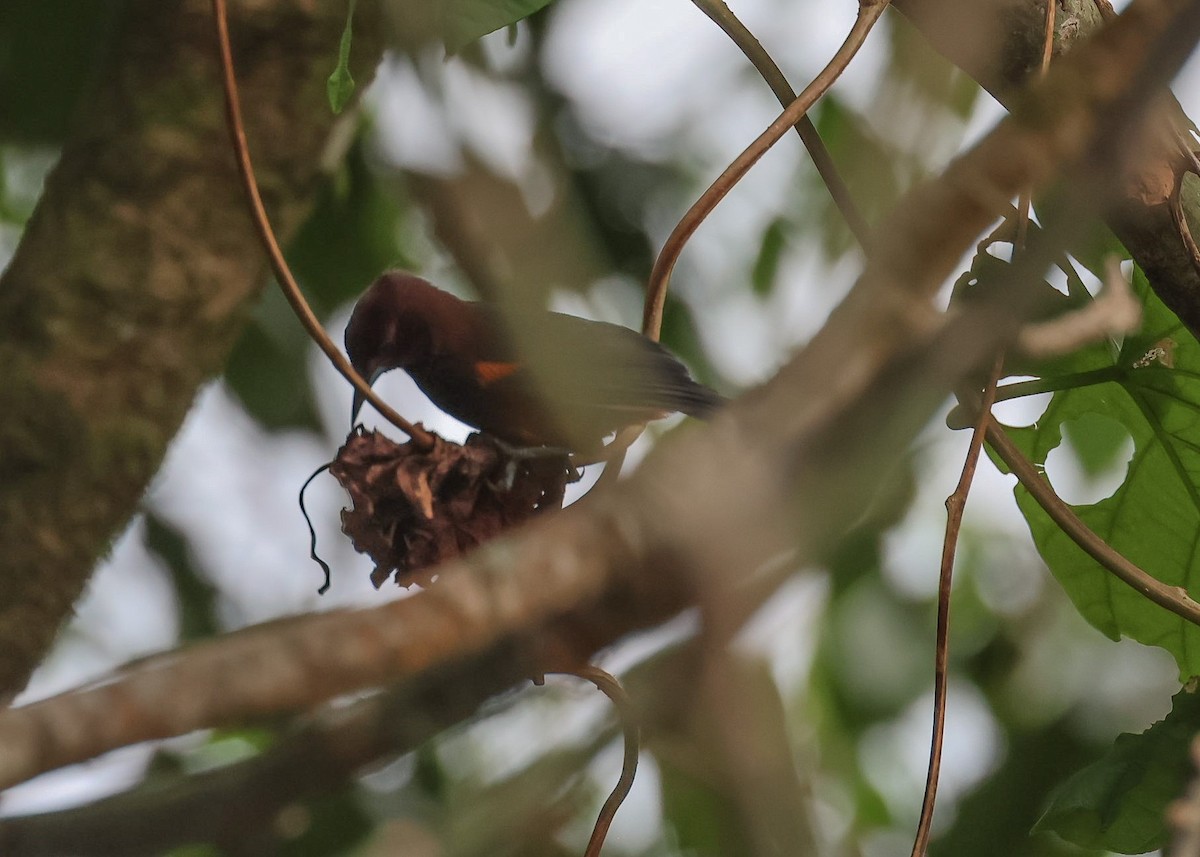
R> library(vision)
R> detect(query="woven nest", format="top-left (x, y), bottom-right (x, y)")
top-left (330, 427), bottom-right (572, 587)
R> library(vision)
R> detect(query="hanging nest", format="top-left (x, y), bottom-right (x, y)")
top-left (330, 427), bottom-right (572, 588)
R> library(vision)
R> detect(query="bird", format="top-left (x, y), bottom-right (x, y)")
top-left (344, 272), bottom-right (725, 452)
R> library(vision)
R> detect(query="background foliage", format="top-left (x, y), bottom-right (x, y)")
top-left (2, 0), bottom-right (1197, 854)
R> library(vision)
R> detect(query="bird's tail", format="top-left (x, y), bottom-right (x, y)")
top-left (677, 383), bottom-right (728, 419)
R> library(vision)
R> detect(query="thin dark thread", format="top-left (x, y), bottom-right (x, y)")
top-left (299, 462), bottom-right (335, 594)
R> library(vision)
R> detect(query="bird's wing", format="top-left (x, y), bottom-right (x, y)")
top-left (494, 309), bottom-right (721, 417)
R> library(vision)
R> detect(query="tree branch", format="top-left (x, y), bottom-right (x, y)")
top-left (894, 0), bottom-right (1200, 340)
top-left (0, 644), bottom-right (536, 857)
top-left (0, 0), bottom-right (1194, 801)
top-left (0, 0), bottom-right (385, 697)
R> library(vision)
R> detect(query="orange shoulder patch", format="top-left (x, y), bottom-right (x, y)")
top-left (474, 360), bottom-right (520, 385)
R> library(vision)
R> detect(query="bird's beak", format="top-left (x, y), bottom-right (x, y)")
top-left (350, 367), bottom-right (384, 426)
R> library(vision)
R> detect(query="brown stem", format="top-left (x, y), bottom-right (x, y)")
top-left (1171, 175), bottom-right (1200, 280)
top-left (914, 12), bottom-right (1056, 850)
top-left (553, 668), bottom-right (640, 857)
top-left (642, 0), bottom-right (890, 340)
top-left (0, 645), bottom-right (536, 857)
top-left (211, 0), bottom-right (433, 448)
top-left (689, 0), bottom-right (872, 248)
top-left (606, 0), bottom-right (889, 477)
top-left (910, 358), bottom-right (1003, 857)
top-left (0, 0), bottom-right (1192, 798)
top-left (986, 423), bottom-right (1200, 626)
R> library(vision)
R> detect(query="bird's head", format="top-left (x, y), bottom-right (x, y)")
top-left (345, 272), bottom-right (444, 425)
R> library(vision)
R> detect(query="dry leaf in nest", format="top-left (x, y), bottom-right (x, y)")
top-left (330, 427), bottom-right (571, 588)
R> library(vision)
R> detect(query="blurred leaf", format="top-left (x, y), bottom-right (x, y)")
top-left (441, 0), bottom-right (555, 53)
top-left (997, 268), bottom-right (1200, 675)
top-left (661, 295), bottom-right (724, 391)
top-left (886, 12), bottom-right (980, 120)
top-left (165, 846), bottom-right (224, 857)
top-left (179, 729), bottom-right (276, 775)
top-left (568, 149), bottom-right (672, 281)
top-left (144, 513), bottom-right (219, 642)
top-left (326, 0), bottom-right (357, 114)
top-left (751, 218), bottom-right (788, 298)
top-left (931, 719), bottom-right (1100, 857)
top-left (444, 740), bottom-right (596, 857)
top-left (1034, 192), bottom-right (1131, 280)
top-left (288, 135), bottom-right (414, 312)
top-left (414, 741), bottom-right (449, 802)
top-left (955, 235), bottom-right (1115, 380)
top-left (659, 761), bottom-right (753, 856)
top-left (210, 726), bottom-right (278, 754)
top-left (0, 0), bottom-right (127, 142)
top-left (278, 790), bottom-right (374, 857)
top-left (223, 285), bottom-right (322, 432)
top-left (1036, 687), bottom-right (1200, 854)
top-left (807, 97), bottom-right (904, 260)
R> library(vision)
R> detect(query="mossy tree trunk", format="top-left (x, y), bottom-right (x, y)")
top-left (0, 0), bottom-right (383, 697)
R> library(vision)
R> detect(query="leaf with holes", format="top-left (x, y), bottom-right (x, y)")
top-left (997, 267), bottom-right (1200, 676)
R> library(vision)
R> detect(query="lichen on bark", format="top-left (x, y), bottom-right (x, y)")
top-left (0, 0), bottom-right (384, 696)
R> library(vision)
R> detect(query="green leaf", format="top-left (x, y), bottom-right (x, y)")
top-left (659, 766), bottom-right (749, 855)
top-left (278, 791), bottom-right (373, 857)
top-left (223, 286), bottom-right (323, 432)
top-left (441, 0), bottom-right (554, 53)
top-left (1037, 686), bottom-right (1200, 853)
top-left (1062, 411), bottom-right (1133, 478)
top-left (0, 0), bottom-right (128, 142)
top-left (887, 11), bottom-right (980, 120)
top-left (165, 846), bottom-right (224, 857)
top-left (287, 134), bottom-right (415, 310)
top-left (326, 0), bottom-right (357, 114)
top-left (998, 267), bottom-right (1200, 675)
top-left (143, 514), bottom-right (219, 642)
top-left (807, 98), bottom-right (906, 260)
top-left (751, 218), bottom-right (788, 298)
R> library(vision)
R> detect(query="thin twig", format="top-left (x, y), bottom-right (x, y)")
top-left (986, 423), bottom-right (1200, 626)
top-left (1013, 0), bottom-right (1056, 247)
top-left (942, 367), bottom-right (1125, 428)
top-left (912, 9), bottom-right (1058, 850)
top-left (598, 0), bottom-right (889, 482)
top-left (551, 667), bottom-right (640, 857)
top-left (1041, 0), bottom-right (1057, 72)
top-left (0, 0), bottom-right (1190, 799)
top-left (993, 368), bottom-right (1122, 401)
top-left (690, 0), bottom-right (872, 247)
top-left (210, 0), bottom-right (433, 449)
top-left (1171, 173), bottom-right (1200, 281)
top-left (1017, 256), bottom-right (1141, 356)
top-left (910, 357), bottom-right (1002, 857)
top-left (642, 0), bottom-right (890, 340)
top-left (0, 645), bottom-right (537, 857)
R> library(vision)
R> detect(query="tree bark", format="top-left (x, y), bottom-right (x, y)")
top-left (0, 0), bottom-right (382, 697)
top-left (895, 0), bottom-right (1200, 338)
